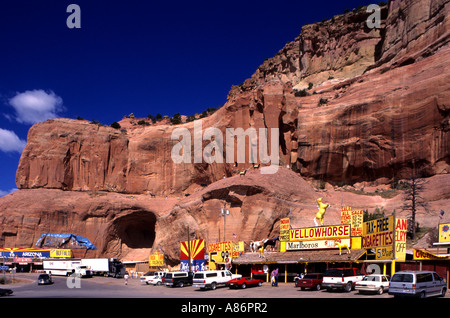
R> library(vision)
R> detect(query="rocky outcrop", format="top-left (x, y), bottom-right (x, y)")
top-left (3, 168), bottom-right (450, 263)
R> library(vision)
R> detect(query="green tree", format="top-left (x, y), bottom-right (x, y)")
top-left (110, 121), bottom-right (121, 129)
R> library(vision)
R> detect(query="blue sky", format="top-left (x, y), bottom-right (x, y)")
top-left (0, 0), bottom-right (373, 195)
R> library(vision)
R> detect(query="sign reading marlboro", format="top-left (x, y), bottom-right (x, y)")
top-left (286, 239), bottom-right (351, 251)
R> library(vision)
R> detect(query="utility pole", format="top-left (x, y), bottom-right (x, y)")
top-left (221, 208), bottom-right (229, 242)
top-left (187, 225), bottom-right (191, 273)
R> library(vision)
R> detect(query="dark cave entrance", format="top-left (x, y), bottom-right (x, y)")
top-left (112, 211), bottom-right (157, 248)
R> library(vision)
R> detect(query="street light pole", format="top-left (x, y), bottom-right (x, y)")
top-left (187, 225), bottom-right (191, 273)
top-left (221, 208), bottom-right (229, 242)
top-left (1, 236), bottom-right (5, 281)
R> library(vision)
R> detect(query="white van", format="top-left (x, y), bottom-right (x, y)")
top-left (193, 270), bottom-right (242, 290)
top-left (389, 271), bottom-right (447, 298)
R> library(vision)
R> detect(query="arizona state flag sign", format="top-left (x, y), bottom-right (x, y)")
top-left (180, 239), bottom-right (205, 260)
top-left (180, 239), bottom-right (205, 271)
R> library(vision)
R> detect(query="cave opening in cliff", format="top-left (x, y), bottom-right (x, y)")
top-left (112, 211), bottom-right (156, 249)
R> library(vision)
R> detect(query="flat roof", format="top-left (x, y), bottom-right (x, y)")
top-left (232, 249), bottom-right (367, 265)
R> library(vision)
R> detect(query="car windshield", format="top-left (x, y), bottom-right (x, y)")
top-left (391, 273), bottom-right (413, 283)
top-left (193, 273), bottom-right (204, 279)
top-left (325, 269), bottom-right (343, 277)
top-left (363, 275), bottom-right (379, 282)
top-left (38, 274), bottom-right (49, 279)
top-left (303, 274), bottom-right (317, 279)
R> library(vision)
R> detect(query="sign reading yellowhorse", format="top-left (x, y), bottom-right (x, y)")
top-left (289, 225), bottom-right (350, 242)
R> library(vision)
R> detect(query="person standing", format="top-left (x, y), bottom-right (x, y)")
top-left (273, 268), bottom-right (279, 287)
top-left (271, 268), bottom-right (279, 287)
top-left (124, 272), bottom-right (129, 285)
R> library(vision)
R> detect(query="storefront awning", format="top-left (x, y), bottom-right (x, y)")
top-left (232, 249), bottom-right (367, 265)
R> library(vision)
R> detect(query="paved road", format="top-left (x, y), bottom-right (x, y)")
top-left (2, 273), bottom-right (401, 298)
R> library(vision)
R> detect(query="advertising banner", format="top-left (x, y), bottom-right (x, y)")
top-left (180, 239), bottom-right (205, 272)
top-left (289, 225), bottom-right (350, 242)
top-left (340, 206), bottom-right (363, 237)
top-left (149, 252), bottom-right (164, 267)
top-left (180, 259), bottom-right (206, 272)
top-left (50, 249), bottom-right (72, 258)
top-left (280, 218), bottom-right (290, 242)
top-left (362, 216), bottom-right (394, 260)
top-left (208, 241), bottom-right (244, 270)
top-left (180, 239), bottom-right (205, 260)
top-left (395, 218), bottom-right (407, 261)
top-left (439, 223), bottom-right (450, 243)
top-left (0, 248), bottom-right (51, 258)
top-left (362, 216), bottom-right (407, 261)
top-left (413, 249), bottom-right (449, 260)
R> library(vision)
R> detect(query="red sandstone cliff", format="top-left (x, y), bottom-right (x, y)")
top-left (2, 0), bottom-right (449, 263)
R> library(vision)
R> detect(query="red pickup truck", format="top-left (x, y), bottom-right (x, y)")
top-left (295, 273), bottom-right (324, 291)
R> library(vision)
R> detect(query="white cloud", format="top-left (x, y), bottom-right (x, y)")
top-left (0, 188), bottom-right (18, 197)
top-left (8, 89), bottom-right (64, 124)
top-left (0, 128), bottom-right (27, 153)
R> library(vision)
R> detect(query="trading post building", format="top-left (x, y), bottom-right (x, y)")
top-left (232, 206), bottom-right (410, 283)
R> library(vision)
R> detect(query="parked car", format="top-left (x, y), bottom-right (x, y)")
top-left (322, 268), bottom-right (364, 292)
top-left (164, 271), bottom-right (194, 288)
top-left (37, 273), bottom-right (53, 285)
top-left (355, 274), bottom-right (390, 294)
top-left (147, 272), bottom-right (166, 286)
top-left (295, 273), bottom-right (323, 291)
top-left (0, 288), bottom-right (13, 296)
top-left (388, 271), bottom-right (447, 298)
top-left (140, 271), bottom-right (165, 285)
top-left (228, 277), bottom-right (263, 289)
top-left (193, 270), bottom-right (242, 290)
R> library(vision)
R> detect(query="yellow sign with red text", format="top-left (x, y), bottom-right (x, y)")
top-left (208, 241), bottom-right (244, 270)
top-left (362, 216), bottom-right (407, 261)
top-left (149, 252), bottom-right (164, 267)
top-left (340, 206), bottom-right (363, 237)
top-left (290, 225), bottom-right (350, 242)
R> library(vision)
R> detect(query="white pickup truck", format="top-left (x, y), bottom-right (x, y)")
top-left (193, 270), bottom-right (242, 290)
top-left (322, 268), bottom-right (364, 292)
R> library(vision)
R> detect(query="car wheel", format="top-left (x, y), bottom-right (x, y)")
top-left (242, 283), bottom-right (247, 289)
top-left (344, 282), bottom-right (352, 292)
top-left (441, 288), bottom-right (447, 297)
top-left (179, 282), bottom-right (184, 288)
top-left (419, 291), bottom-right (426, 298)
top-left (258, 281), bottom-right (262, 287)
top-left (211, 282), bottom-right (217, 290)
top-left (377, 287), bottom-right (384, 295)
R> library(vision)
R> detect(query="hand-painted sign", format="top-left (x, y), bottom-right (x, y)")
top-left (290, 225), bottom-right (350, 242)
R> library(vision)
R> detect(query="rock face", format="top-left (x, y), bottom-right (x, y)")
top-left (2, 0), bottom-right (450, 262)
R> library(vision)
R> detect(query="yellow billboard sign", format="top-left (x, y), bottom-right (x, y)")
top-left (439, 223), bottom-right (450, 243)
top-left (280, 218), bottom-right (290, 242)
top-left (395, 218), bottom-right (407, 261)
top-left (340, 207), bottom-right (363, 237)
top-left (208, 241), bottom-right (243, 270)
top-left (362, 216), bottom-right (407, 261)
top-left (362, 216), bottom-right (394, 260)
top-left (289, 225), bottom-right (350, 242)
top-left (50, 249), bottom-right (72, 258)
top-left (413, 249), bottom-right (449, 260)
